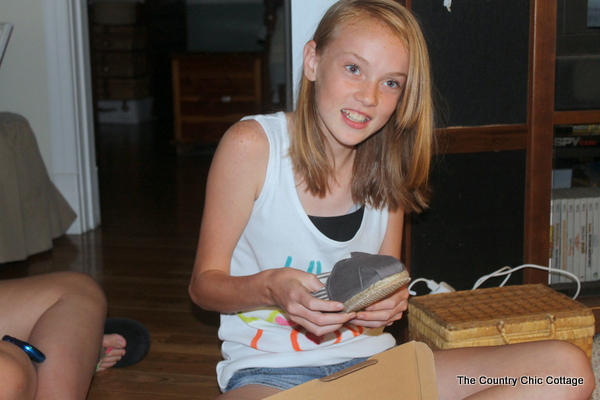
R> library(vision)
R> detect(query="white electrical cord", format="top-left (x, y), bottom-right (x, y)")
top-left (471, 264), bottom-right (581, 299)
top-left (444, 0), bottom-right (452, 12)
top-left (409, 264), bottom-right (581, 299)
top-left (408, 278), bottom-right (455, 296)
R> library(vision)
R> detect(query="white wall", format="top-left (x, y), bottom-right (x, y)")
top-left (290, 0), bottom-right (336, 104)
top-left (0, 0), bottom-right (52, 168)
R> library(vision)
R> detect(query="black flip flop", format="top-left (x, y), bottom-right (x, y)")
top-left (104, 317), bottom-right (151, 368)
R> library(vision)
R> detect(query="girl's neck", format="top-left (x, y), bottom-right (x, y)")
top-left (329, 146), bottom-right (355, 175)
top-left (322, 126), bottom-right (357, 173)
top-left (297, 149), bottom-right (356, 217)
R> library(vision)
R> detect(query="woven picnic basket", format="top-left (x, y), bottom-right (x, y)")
top-left (408, 284), bottom-right (595, 359)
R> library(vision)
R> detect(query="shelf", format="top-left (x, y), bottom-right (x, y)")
top-left (554, 147), bottom-right (600, 158)
top-left (554, 110), bottom-right (600, 125)
top-left (435, 125), bottom-right (528, 154)
top-left (552, 280), bottom-right (600, 297)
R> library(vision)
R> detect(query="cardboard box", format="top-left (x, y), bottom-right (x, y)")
top-left (264, 341), bottom-right (438, 400)
top-left (97, 97), bottom-right (153, 124)
top-left (408, 284), bottom-right (595, 360)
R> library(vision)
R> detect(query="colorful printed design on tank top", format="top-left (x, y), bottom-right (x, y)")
top-left (236, 256), bottom-right (365, 351)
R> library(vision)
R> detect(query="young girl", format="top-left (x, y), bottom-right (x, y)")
top-left (189, 1), bottom-right (595, 399)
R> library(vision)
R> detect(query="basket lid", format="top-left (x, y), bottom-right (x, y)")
top-left (408, 284), bottom-right (593, 331)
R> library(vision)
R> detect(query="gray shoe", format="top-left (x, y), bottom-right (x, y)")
top-left (312, 252), bottom-right (411, 313)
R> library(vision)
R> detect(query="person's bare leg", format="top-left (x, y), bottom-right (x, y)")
top-left (0, 272), bottom-right (119, 399)
top-left (215, 384), bottom-right (282, 400)
top-left (434, 340), bottom-right (595, 400)
top-left (0, 341), bottom-right (37, 400)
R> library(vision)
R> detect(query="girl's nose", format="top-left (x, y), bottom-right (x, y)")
top-left (354, 81), bottom-right (379, 107)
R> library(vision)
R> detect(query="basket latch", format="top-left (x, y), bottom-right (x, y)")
top-left (496, 314), bottom-right (556, 344)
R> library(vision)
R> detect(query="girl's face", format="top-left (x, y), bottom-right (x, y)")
top-left (304, 18), bottom-right (409, 153)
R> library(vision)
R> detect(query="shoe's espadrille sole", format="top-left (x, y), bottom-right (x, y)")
top-left (343, 270), bottom-right (411, 313)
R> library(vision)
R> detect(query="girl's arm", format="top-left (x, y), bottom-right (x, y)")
top-left (379, 208), bottom-right (404, 259)
top-left (188, 120), bottom-right (355, 335)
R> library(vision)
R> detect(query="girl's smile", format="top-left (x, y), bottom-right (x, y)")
top-left (342, 109), bottom-right (371, 126)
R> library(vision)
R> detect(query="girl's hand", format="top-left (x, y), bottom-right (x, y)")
top-left (266, 268), bottom-right (357, 336)
top-left (349, 287), bottom-right (409, 328)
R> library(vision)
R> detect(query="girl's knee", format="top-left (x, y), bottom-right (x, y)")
top-left (52, 272), bottom-right (108, 312)
top-left (544, 340), bottom-right (595, 398)
top-left (547, 340), bottom-right (591, 366)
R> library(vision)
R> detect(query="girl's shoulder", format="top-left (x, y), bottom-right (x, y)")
top-left (218, 117), bottom-right (270, 161)
top-left (215, 111), bottom-right (293, 171)
top-left (209, 117), bottom-right (272, 200)
top-left (224, 111), bottom-right (290, 145)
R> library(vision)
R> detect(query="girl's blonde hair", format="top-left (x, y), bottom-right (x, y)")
top-left (291, 0), bottom-right (434, 213)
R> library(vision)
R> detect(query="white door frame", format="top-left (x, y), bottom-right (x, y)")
top-left (42, 0), bottom-right (100, 234)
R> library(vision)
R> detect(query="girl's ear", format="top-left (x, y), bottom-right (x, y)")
top-left (303, 40), bottom-right (318, 82)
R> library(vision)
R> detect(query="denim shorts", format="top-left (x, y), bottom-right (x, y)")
top-left (225, 357), bottom-right (370, 392)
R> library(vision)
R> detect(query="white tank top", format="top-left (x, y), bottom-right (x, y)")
top-left (216, 112), bottom-right (395, 391)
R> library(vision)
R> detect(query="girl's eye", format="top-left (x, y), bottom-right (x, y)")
top-left (384, 80), bottom-right (400, 89)
top-left (345, 64), bottom-right (360, 75)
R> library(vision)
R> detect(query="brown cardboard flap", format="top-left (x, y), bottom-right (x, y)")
top-left (320, 359), bottom-right (378, 382)
top-left (264, 341), bottom-right (438, 399)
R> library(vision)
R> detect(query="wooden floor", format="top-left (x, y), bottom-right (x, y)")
top-left (0, 120), bottom-right (223, 399)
